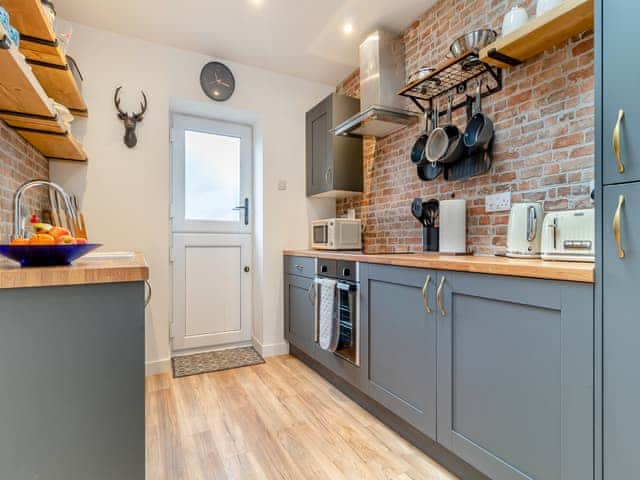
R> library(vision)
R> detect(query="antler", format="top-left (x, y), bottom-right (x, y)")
top-left (135, 91), bottom-right (148, 120)
top-left (114, 86), bottom-right (127, 118)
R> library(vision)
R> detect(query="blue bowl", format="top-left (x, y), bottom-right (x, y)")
top-left (0, 244), bottom-right (102, 267)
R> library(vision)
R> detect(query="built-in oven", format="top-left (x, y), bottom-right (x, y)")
top-left (314, 260), bottom-right (360, 366)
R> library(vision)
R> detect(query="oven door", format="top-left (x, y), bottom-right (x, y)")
top-left (312, 223), bottom-right (329, 247)
top-left (335, 281), bottom-right (359, 366)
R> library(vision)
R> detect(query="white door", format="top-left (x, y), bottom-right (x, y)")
top-left (170, 114), bottom-right (253, 351)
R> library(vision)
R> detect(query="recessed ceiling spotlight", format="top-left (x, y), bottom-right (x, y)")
top-left (343, 22), bottom-right (354, 34)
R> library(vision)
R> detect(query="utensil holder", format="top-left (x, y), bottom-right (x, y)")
top-left (423, 226), bottom-right (439, 252)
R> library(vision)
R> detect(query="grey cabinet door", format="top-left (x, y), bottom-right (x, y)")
top-left (284, 273), bottom-right (316, 353)
top-left (306, 94), bottom-right (332, 196)
top-left (364, 264), bottom-right (437, 439)
top-left (437, 272), bottom-right (593, 480)
top-left (603, 182), bottom-right (640, 479)
top-left (603, 0), bottom-right (640, 184)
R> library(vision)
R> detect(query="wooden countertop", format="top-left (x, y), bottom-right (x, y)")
top-left (0, 253), bottom-right (149, 289)
top-left (284, 250), bottom-right (595, 284)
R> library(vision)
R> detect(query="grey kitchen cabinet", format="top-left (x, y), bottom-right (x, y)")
top-left (0, 282), bottom-right (145, 480)
top-left (602, 0), bottom-right (640, 184)
top-left (436, 272), bottom-right (594, 480)
top-left (363, 264), bottom-right (438, 439)
top-left (306, 93), bottom-right (363, 197)
top-left (284, 273), bottom-right (316, 353)
top-left (602, 182), bottom-right (640, 479)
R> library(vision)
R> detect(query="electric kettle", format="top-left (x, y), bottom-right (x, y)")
top-left (506, 202), bottom-right (544, 258)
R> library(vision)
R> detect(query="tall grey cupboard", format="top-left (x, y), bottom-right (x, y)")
top-left (598, 0), bottom-right (640, 478)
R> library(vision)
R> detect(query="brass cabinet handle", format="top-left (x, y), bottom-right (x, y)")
top-left (613, 109), bottom-right (625, 174)
top-left (421, 275), bottom-right (432, 314)
top-left (145, 280), bottom-right (152, 308)
top-left (613, 195), bottom-right (625, 259)
top-left (436, 276), bottom-right (446, 317)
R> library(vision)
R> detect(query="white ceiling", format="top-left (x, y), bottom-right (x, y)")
top-left (54, 0), bottom-right (435, 85)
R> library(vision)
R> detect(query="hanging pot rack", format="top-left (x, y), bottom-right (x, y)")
top-left (398, 51), bottom-right (502, 118)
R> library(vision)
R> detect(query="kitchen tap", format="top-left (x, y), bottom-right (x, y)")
top-left (13, 180), bottom-right (76, 240)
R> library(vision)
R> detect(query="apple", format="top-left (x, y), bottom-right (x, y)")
top-left (49, 227), bottom-right (71, 239)
top-left (56, 235), bottom-right (76, 245)
top-left (75, 238), bottom-right (88, 245)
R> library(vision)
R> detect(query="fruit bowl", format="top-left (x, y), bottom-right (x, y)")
top-left (0, 244), bottom-right (102, 267)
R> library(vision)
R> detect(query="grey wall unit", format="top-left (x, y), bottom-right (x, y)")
top-left (306, 93), bottom-right (363, 197)
top-left (601, 0), bottom-right (640, 185)
top-left (437, 272), bottom-right (594, 480)
top-left (0, 282), bottom-right (145, 480)
top-left (602, 183), bottom-right (640, 479)
top-left (363, 264), bottom-right (437, 439)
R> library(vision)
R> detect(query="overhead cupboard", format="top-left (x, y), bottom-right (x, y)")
top-left (284, 255), bottom-right (595, 480)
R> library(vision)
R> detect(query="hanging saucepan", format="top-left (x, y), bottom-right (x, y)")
top-left (425, 95), bottom-right (464, 165)
top-left (463, 78), bottom-right (494, 154)
top-left (411, 111), bottom-right (432, 165)
top-left (417, 108), bottom-right (443, 181)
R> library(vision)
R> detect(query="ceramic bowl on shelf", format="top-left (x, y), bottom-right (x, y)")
top-left (502, 4), bottom-right (529, 36)
top-left (0, 244), bottom-right (102, 267)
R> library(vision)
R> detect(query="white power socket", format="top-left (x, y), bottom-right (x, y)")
top-left (485, 192), bottom-right (511, 212)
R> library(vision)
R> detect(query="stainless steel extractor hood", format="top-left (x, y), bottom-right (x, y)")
top-left (333, 30), bottom-right (418, 138)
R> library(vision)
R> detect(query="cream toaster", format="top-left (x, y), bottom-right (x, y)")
top-left (541, 209), bottom-right (595, 262)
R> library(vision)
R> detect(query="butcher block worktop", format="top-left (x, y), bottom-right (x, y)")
top-left (0, 253), bottom-right (149, 289)
top-left (284, 249), bottom-right (595, 283)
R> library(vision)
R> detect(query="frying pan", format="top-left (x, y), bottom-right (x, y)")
top-left (426, 95), bottom-right (464, 165)
top-left (411, 111), bottom-right (432, 165)
top-left (463, 78), bottom-right (494, 153)
top-left (411, 198), bottom-right (426, 226)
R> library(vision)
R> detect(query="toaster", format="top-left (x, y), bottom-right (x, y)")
top-left (541, 209), bottom-right (595, 262)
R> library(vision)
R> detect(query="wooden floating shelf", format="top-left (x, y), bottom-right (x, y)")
top-left (479, 0), bottom-right (594, 68)
top-left (0, 23), bottom-right (87, 162)
top-left (2, 0), bottom-right (88, 116)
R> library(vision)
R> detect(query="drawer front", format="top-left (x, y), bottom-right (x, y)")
top-left (285, 256), bottom-right (315, 278)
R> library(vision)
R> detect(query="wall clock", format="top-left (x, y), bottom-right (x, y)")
top-left (200, 62), bottom-right (236, 102)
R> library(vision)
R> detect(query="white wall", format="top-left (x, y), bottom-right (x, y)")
top-left (50, 22), bottom-right (335, 373)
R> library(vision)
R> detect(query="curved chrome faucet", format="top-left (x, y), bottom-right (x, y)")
top-left (13, 180), bottom-right (76, 240)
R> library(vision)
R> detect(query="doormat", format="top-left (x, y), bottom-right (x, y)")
top-left (172, 347), bottom-right (265, 378)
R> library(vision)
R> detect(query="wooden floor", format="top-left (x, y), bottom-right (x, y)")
top-left (146, 354), bottom-right (458, 480)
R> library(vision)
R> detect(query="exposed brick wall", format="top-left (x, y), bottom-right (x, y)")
top-left (0, 121), bottom-right (50, 240)
top-left (336, 0), bottom-right (594, 255)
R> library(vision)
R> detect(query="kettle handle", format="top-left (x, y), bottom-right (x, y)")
top-left (527, 206), bottom-right (537, 242)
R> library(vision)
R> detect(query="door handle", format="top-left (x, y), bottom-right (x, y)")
top-left (421, 275), bottom-right (432, 314)
top-left (144, 280), bottom-right (152, 308)
top-left (233, 198), bottom-right (249, 225)
top-left (613, 194), bottom-right (625, 259)
top-left (436, 276), bottom-right (446, 317)
top-left (613, 109), bottom-right (625, 174)
top-left (325, 168), bottom-right (333, 186)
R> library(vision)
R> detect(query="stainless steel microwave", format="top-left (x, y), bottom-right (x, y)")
top-left (311, 218), bottom-right (362, 250)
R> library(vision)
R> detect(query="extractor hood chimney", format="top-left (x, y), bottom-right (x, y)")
top-left (333, 30), bottom-right (418, 138)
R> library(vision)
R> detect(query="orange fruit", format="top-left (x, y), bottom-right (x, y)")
top-left (49, 227), bottom-right (71, 239)
top-left (75, 238), bottom-right (88, 245)
top-left (29, 234), bottom-right (55, 245)
top-left (10, 238), bottom-right (30, 246)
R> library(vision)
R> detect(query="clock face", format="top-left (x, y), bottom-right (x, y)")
top-left (200, 62), bottom-right (235, 102)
